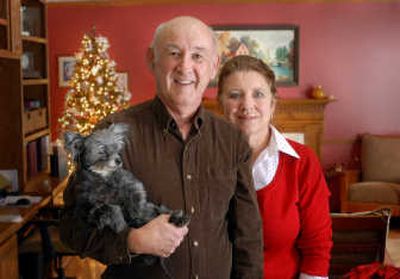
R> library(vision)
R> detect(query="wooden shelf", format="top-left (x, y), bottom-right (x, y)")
top-left (21, 35), bottom-right (47, 44)
top-left (0, 49), bottom-right (19, 59)
top-left (24, 128), bottom-right (50, 143)
top-left (0, 18), bottom-right (7, 26)
top-left (23, 78), bottom-right (48, 85)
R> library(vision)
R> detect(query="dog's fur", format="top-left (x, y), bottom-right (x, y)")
top-left (64, 123), bottom-right (189, 235)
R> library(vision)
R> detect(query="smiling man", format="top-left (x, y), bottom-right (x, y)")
top-left (61, 16), bottom-right (263, 279)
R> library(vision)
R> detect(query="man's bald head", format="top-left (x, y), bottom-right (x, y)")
top-left (150, 16), bottom-right (217, 59)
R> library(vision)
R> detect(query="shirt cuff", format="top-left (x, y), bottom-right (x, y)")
top-left (299, 273), bottom-right (328, 279)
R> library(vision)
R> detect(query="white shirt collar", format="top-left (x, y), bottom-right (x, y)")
top-left (252, 126), bottom-right (299, 190)
top-left (271, 126), bottom-right (300, 159)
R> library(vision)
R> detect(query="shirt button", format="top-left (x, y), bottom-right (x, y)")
top-left (193, 240), bottom-right (199, 247)
top-left (186, 174), bottom-right (192, 180)
top-left (191, 206), bottom-right (195, 214)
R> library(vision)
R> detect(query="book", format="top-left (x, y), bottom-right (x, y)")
top-left (0, 214), bottom-right (23, 223)
top-left (36, 135), bottom-right (49, 172)
top-left (27, 141), bottom-right (38, 177)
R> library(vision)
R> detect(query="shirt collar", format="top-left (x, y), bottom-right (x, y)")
top-left (270, 126), bottom-right (300, 159)
top-left (151, 96), bottom-right (204, 133)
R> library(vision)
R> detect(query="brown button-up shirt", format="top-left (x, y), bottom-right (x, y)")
top-left (60, 97), bottom-right (263, 279)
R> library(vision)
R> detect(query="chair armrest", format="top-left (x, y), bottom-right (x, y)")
top-left (338, 169), bottom-right (361, 212)
top-left (326, 168), bottom-right (361, 213)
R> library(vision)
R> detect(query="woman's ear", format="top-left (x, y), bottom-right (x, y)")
top-left (270, 97), bottom-right (277, 118)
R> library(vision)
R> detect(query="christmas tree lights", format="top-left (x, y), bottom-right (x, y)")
top-left (59, 29), bottom-right (131, 136)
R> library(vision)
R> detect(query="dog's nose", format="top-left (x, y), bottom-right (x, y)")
top-left (115, 158), bottom-right (122, 166)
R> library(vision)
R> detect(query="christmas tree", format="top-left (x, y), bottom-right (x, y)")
top-left (59, 29), bottom-right (131, 136)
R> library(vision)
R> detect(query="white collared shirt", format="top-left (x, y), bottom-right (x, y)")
top-left (252, 126), bottom-right (299, 191)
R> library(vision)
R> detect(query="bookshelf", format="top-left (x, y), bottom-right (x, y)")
top-left (0, 0), bottom-right (50, 192)
top-left (0, 0), bottom-right (21, 59)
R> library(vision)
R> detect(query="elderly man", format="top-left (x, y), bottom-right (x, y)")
top-left (60, 16), bottom-right (263, 279)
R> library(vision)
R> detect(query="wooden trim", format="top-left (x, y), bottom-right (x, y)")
top-left (23, 78), bottom-right (48, 85)
top-left (45, 0), bottom-right (400, 6)
top-left (0, 50), bottom-right (19, 59)
top-left (24, 128), bottom-right (50, 143)
top-left (22, 35), bottom-right (48, 44)
top-left (10, 0), bottom-right (21, 53)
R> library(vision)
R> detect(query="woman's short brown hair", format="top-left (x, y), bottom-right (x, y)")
top-left (217, 55), bottom-right (277, 99)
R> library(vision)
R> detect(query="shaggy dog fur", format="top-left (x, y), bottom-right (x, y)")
top-left (64, 124), bottom-right (189, 266)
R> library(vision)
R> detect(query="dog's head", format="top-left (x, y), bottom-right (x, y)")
top-left (64, 123), bottom-right (129, 177)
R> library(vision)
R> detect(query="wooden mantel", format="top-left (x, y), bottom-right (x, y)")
top-left (202, 98), bottom-right (335, 159)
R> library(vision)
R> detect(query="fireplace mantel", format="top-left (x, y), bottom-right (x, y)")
top-left (202, 98), bottom-right (335, 159)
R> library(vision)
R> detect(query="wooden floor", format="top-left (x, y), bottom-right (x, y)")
top-left (386, 228), bottom-right (400, 267)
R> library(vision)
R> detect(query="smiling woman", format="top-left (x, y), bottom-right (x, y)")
top-left (218, 55), bottom-right (332, 279)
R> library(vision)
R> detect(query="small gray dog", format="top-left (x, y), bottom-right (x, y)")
top-left (64, 123), bottom-right (189, 240)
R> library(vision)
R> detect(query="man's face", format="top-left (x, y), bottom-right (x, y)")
top-left (148, 22), bottom-right (218, 113)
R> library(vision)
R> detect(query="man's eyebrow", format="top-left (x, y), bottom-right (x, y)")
top-left (164, 44), bottom-right (180, 50)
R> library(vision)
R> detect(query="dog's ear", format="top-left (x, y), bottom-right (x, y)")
top-left (109, 123), bottom-right (129, 149)
top-left (63, 131), bottom-right (84, 162)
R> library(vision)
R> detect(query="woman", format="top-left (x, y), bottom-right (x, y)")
top-left (217, 55), bottom-right (332, 279)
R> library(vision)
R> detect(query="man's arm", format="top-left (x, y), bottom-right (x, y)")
top-left (230, 145), bottom-right (264, 279)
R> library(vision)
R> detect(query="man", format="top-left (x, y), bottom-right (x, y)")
top-left (60, 16), bottom-right (263, 279)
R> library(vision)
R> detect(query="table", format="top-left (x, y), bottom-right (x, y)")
top-left (0, 175), bottom-right (67, 279)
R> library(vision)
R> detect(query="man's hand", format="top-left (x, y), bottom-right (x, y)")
top-left (127, 214), bottom-right (189, 257)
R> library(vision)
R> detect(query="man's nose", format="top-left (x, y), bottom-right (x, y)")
top-left (177, 54), bottom-right (194, 71)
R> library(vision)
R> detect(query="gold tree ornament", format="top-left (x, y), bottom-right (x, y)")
top-left (59, 29), bottom-right (131, 137)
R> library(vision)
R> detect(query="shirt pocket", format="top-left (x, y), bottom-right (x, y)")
top-left (199, 168), bottom-right (235, 222)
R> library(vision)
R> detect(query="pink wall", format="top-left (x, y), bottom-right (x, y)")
top-left (48, 2), bottom-right (400, 167)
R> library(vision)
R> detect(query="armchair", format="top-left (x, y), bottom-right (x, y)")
top-left (337, 134), bottom-right (400, 216)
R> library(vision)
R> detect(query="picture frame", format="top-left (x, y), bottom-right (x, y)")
top-left (21, 51), bottom-right (37, 78)
top-left (213, 25), bottom-right (299, 87)
top-left (58, 56), bottom-right (76, 87)
top-left (116, 72), bottom-right (129, 92)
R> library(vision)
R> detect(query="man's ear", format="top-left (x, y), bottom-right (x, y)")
top-left (146, 47), bottom-right (156, 73)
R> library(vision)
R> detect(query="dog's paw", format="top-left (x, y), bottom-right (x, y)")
top-left (169, 210), bottom-right (190, 227)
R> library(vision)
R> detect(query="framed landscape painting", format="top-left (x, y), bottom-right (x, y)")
top-left (213, 25), bottom-right (299, 87)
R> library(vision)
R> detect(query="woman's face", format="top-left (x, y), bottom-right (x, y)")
top-left (220, 70), bottom-right (275, 138)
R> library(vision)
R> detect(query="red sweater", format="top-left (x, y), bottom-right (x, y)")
top-left (256, 140), bottom-right (332, 279)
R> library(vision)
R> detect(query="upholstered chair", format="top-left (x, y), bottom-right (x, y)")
top-left (337, 134), bottom-right (400, 216)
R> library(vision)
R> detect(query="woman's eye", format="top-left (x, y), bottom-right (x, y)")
top-left (227, 91), bottom-right (241, 99)
top-left (254, 90), bottom-right (266, 98)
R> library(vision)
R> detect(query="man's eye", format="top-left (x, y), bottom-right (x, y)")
top-left (169, 51), bottom-right (180, 57)
top-left (192, 53), bottom-right (203, 61)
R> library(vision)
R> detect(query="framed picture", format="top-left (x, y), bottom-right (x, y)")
top-left (116, 72), bottom-right (129, 92)
top-left (213, 25), bottom-right (299, 87)
top-left (58, 56), bottom-right (76, 87)
top-left (21, 51), bottom-right (39, 78)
